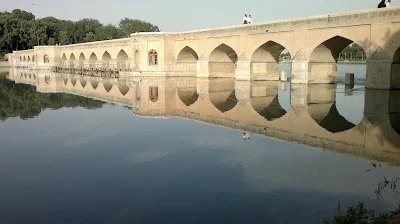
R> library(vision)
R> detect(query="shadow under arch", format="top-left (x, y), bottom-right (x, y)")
top-left (308, 102), bottom-right (356, 133)
top-left (103, 82), bottom-right (113, 93)
top-left (391, 46), bottom-right (400, 89)
top-left (118, 83), bottom-right (129, 96)
top-left (89, 53), bottom-right (98, 68)
top-left (117, 49), bottom-right (129, 70)
top-left (177, 46), bottom-right (199, 72)
top-left (177, 88), bottom-right (199, 106)
top-left (208, 79), bottom-right (237, 113)
top-left (80, 77), bottom-right (86, 88)
top-left (71, 77), bottom-right (77, 86)
top-left (91, 80), bottom-right (98, 89)
top-left (209, 44), bottom-right (238, 78)
top-left (308, 35), bottom-right (367, 84)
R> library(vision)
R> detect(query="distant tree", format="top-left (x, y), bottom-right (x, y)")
top-left (48, 37), bottom-right (55, 45)
top-left (118, 18), bottom-right (160, 37)
top-left (83, 32), bottom-right (96, 42)
top-left (95, 24), bottom-right (122, 41)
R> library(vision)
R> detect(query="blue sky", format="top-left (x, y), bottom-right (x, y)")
top-left (2, 0), bottom-right (399, 32)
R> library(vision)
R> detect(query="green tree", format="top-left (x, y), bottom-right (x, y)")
top-left (83, 32), bottom-right (96, 42)
top-left (95, 24), bottom-right (122, 41)
top-left (118, 18), bottom-right (160, 37)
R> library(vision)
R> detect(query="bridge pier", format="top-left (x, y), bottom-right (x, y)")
top-left (366, 61), bottom-right (393, 89)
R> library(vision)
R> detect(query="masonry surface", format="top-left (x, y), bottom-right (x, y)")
top-left (7, 7), bottom-right (400, 89)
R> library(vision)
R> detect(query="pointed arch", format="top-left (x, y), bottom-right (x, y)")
top-left (70, 53), bottom-right (76, 61)
top-left (103, 82), bottom-right (113, 93)
top-left (44, 54), bottom-right (49, 63)
top-left (27, 56), bottom-right (31, 62)
top-left (177, 46), bottom-right (199, 72)
top-left (71, 77), bottom-right (77, 86)
top-left (209, 80), bottom-right (237, 113)
top-left (177, 88), bottom-right (199, 106)
top-left (19, 56), bottom-right (22, 61)
top-left (63, 78), bottom-right (68, 86)
top-left (149, 50), bottom-right (158, 65)
top-left (102, 51), bottom-right (112, 62)
top-left (309, 102), bottom-right (356, 133)
top-left (209, 44), bottom-right (238, 77)
top-left (79, 53), bottom-right (86, 62)
top-left (61, 53), bottom-right (67, 61)
top-left (89, 52), bottom-right (97, 62)
top-left (23, 56), bottom-right (26, 62)
top-left (117, 49), bottom-right (129, 71)
top-left (308, 36), bottom-right (366, 84)
top-left (91, 80), bottom-right (98, 89)
top-left (118, 84), bottom-right (129, 96)
top-left (391, 46), bottom-right (400, 89)
top-left (80, 77), bottom-right (87, 88)
top-left (251, 41), bottom-right (290, 80)
top-left (32, 55), bottom-right (36, 63)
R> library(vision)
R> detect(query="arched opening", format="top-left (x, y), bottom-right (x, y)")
top-left (27, 56), bottom-right (31, 63)
top-left (391, 47), bottom-right (400, 89)
top-left (118, 84), bottom-right (129, 96)
top-left (23, 56), bottom-right (26, 62)
top-left (44, 54), bottom-right (49, 64)
top-left (32, 55), bottom-right (36, 64)
top-left (28, 74), bottom-right (32, 79)
top-left (250, 82), bottom-right (287, 121)
top-left (117, 49), bottom-right (129, 71)
top-left (19, 56), bottom-right (22, 62)
top-left (251, 41), bottom-right (291, 81)
top-left (307, 84), bottom-right (359, 133)
top-left (80, 78), bottom-right (86, 88)
top-left (134, 50), bottom-right (140, 70)
top-left (103, 82), bottom-right (113, 93)
top-left (177, 46), bottom-right (199, 72)
top-left (209, 44), bottom-right (238, 78)
top-left (89, 53), bottom-right (97, 69)
top-left (71, 77), bottom-right (77, 86)
top-left (390, 91), bottom-right (400, 135)
top-left (70, 53), bottom-right (76, 68)
top-left (79, 53), bottom-right (86, 68)
top-left (63, 78), bottom-right (68, 86)
top-left (91, 80), bottom-right (98, 89)
top-left (209, 79), bottom-right (238, 113)
top-left (149, 50), bottom-right (158, 66)
top-left (45, 75), bottom-right (51, 84)
top-left (102, 51), bottom-right (112, 71)
top-left (309, 36), bottom-right (366, 85)
top-left (149, 86), bottom-right (158, 102)
top-left (177, 88), bottom-right (199, 106)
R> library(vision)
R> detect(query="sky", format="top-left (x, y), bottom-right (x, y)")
top-left (1, 0), bottom-right (399, 32)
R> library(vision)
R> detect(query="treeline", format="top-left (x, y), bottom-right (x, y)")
top-left (0, 75), bottom-right (105, 121)
top-left (0, 9), bottom-right (160, 55)
top-left (338, 43), bottom-right (366, 61)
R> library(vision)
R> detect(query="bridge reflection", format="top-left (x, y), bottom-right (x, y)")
top-left (7, 68), bottom-right (400, 166)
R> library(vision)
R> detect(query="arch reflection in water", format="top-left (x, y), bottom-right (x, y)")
top-left (80, 78), bottom-right (87, 88)
top-left (307, 84), bottom-right (361, 133)
top-left (177, 88), bottom-right (199, 106)
top-left (209, 79), bottom-right (238, 113)
top-left (250, 81), bottom-right (287, 121)
top-left (103, 82), bottom-right (113, 93)
top-left (7, 69), bottom-right (400, 166)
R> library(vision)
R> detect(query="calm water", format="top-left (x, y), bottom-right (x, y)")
top-left (0, 66), bottom-right (400, 224)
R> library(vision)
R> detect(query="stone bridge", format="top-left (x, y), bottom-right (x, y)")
top-left (7, 68), bottom-right (400, 166)
top-left (7, 8), bottom-right (400, 89)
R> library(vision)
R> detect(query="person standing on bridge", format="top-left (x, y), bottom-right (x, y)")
top-left (243, 14), bottom-right (248, 24)
top-left (248, 15), bottom-right (253, 24)
top-left (386, 0), bottom-right (391, 7)
top-left (378, 0), bottom-right (387, 8)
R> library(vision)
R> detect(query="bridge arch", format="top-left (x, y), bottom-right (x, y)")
top-left (117, 49), bottom-right (129, 71)
top-left (118, 83), bottom-right (130, 96)
top-left (27, 56), bottom-right (31, 62)
top-left (102, 51), bottom-right (112, 70)
top-left (209, 44), bottom-right (238, 78)
top-left (62, 53), bottom-right (67, 61)
top-left (91, 80), bottom-right (98, 89)
top-left (78, 52), bottom-right (86, 68)
top-left (308, 35), bottom-right (367, 84)
top-left (80, 77), bottom-right (87, 88)
top-left (23, 56), bottom-right (26, 62)
top-left (70, 53), bottom-right (76, 68)
top-left (251, 41), bottom-right (291, 80)
top-left (209, 80), bottom-right (238, 113)
top-left (250, 82), bottom-right (287, 121)
top-left (89, 52), bottom-right (98, 68)
top-left (177, 88), bottom-right (199, 107)
top-left (391, 46), bottom-right (400, 88)
top-left (177, 46), bottom-right (199, 72)
top-left (71, 77), bottom-right (77, 86)
top-left (103, 82), bottom-right (113, 93)
top-left (32, 55), bottom-right (35, 63)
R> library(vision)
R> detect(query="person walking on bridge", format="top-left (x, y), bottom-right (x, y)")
top-left (248, 15), bottom-right (253, 24)
top-left (243, 14), bottom-right (248, 24)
